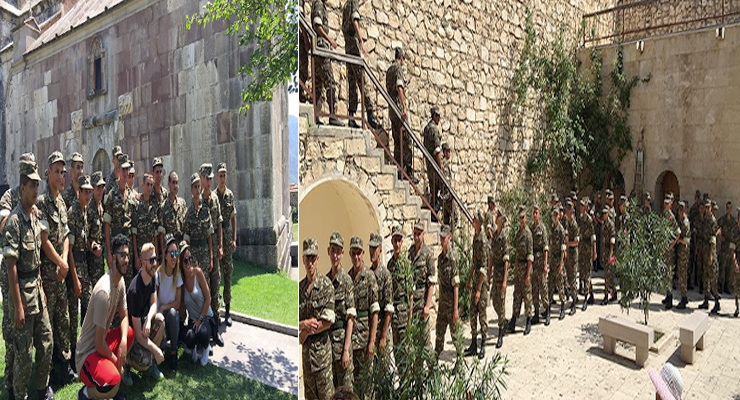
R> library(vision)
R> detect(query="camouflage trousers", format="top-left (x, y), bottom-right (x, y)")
top-left (331, 329), bottom-right (354, 389)
top-left (734, 261), bottom-right (740, 298)
top-left (41, 266), bottom-right (71, 361)
top-left (87, 255), bottom-right (106, 291)
top-left (426, 160), bottom-right (439, 211)
top-left (10, 305), bottom-right (53, 400)
top-left (677, 245), bottom-right (689, 298)
top-left (566, 249), bottom-right (578, 297)
top-left (303, 360), bottom-right (334, 400)
top-left (512, 262), bottom-right (533, 319)
top-left (299, 32), bottom-right (310, 101)
top-left (702, 251), bottom-right (719, 299)
top-left (209, 253), bottom-right (221, 317)
top-left (222, 249), bottom-right (234, 305)
top-left (435, 293), bottom-right (458, 357)
top-left (579, 246), bottom-right (593, 295)
top-left (1, 262), bottom-right (14, 391)
top-left (531, 255), bottom-right (548, 311)
top-left (663, 249), bottom-right (675, 290)
top-left (352, 347), bottom-right (373, 384)
top-left (601, 254), bottom-right (616, 296)
top-left (719, 248), bottom-right (734, 292)
top-left (442, 196), bottom-right (455, 227)
top-left (346, 55), bottom-right (373, 116)
top-left (469, 288), bottom-right (488, 342)
top-left (391, 302), bottom-right (410, 351)
top-left (490, 275), bottom-right (506, 329)
top-left (391, 113), bottom-right (412, 174)
top-left (548, 263), bottom-right (565, 304)
top-left (315, 55), bottom-right (336, 113)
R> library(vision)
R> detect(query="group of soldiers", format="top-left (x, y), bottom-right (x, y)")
top-left (1, 146), bottom-right (238, 400)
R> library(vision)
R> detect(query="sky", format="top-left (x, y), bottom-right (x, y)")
top-left (289, 91), bottom-right (298, 117)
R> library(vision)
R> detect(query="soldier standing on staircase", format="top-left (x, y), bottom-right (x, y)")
top-left (386, 47), bottom-right (416, 183)
top-left (423, 106), bottom-right (442, 214)
top-left (342, 0), bottom-right (380, 130)
top-left (311, 0), bottom-right (344, 126)
top-left (440, 143), bottom-right (455, 227)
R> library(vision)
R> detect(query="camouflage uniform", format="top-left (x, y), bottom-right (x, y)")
top-left (530, 220), bottom-right (548, 312)
top-left (4, 198), bottom-right (53, 399)
top-left (327, 267), bottom-right (355, 389)
top-left (677, 214), bottom-right (691, 298)
top-left (512, 224), bottom-right (534, 319)
top-left (0, 185), bottom-right (20, 391)
top-left (663, 209), bottom-right (679, 290)
top-left (422, 116), bottom-right (441, 211)
top-left (86, 195), bottom-right (106, 286)
top-left (578, 210), bottom-right (595, 296)
top-left (387, 253), bottom-right (411, 349)
top-left (132, 196), bottom-right (162, 258)
top-left (409, 242), bottom-right (436, 316)
top-left (104, 182), bottom-right (135, 286)
top-left (549, 218), bottom-right (566, 304)
top-left (217, 179), bottom-right (237, 307)
top-left (490, 227), bottom-right (509, 329)
top-left (61, 185), bottom-right (78, 211)
top-left (565, 215), bottom-right (579, 298)
top-left (103, 146), bottom-right (122, 198)
top-left (299, 265), bottom-right (335, 400)
top-left (469, 231), bottom-right (488, 343)
top-left (440, 155), bottom-right (455, 227)
top-left (386, 56), bottom-right (409, 172)
top-left (311, 0), bottom-right (337, 116)
top-left (349, 259), bottom-right (379, 378)
top-left (161, 194), bottom-right (187, 244)
top-left (371, 257), bottom-right (394, 352)
top-left (600, 213), bottom-right (616, 297)
top-left (182, 201), bottom-right (214, 278)
top-left (66, 195), bottom-right (88, 352)
top-left (718, 212), bottom-right (735, 292)
top-left (733, 220), bottom-right (740, 298)
top-left (703, 212), bottom-right (719, 299)
top-left (435, 246), bottom-right (459, 357)
top-left (202, 191), bottom-right (222, 317)
top-left (342, 0), bottom-right (374, 120)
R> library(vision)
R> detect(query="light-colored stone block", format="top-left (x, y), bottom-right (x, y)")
top-left (598, 315), bottom-right (653, 367)
top-left (679, 311), bottom-right (709, 364)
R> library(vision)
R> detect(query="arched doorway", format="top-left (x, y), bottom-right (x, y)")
top-left (91, 148), bottom-right (111, 177)
top-left (655, 170), bottom-right (680, 207)
top-left (298, 178), bottom-right (381, 279)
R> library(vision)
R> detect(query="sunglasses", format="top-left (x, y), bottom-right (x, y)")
top-left (146, 256), bottom-right (160, 265)
top-left (115, 252), bottom-right (130, 259)
top-left (183, 256), bottom-right (193, 264)
top-left (169, 250), bottom-right (179, 258)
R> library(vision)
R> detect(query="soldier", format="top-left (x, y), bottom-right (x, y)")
top-left (368, 232), bottom-right (393, 355)
top-left (151, 157), bottom-right (168, 256)
top-left (600, 207), bottom-right (617, 305)
top-left (216, 163), bottom-right (237, 327)
top-left (605, 189), bottom-right (616, 221)
top-left (104, 154), bottom-right (135, 287)
top-left (435, 225), bottom-right (459, 359)
top-left (465, 211), bottom-right (488, 359)
top-left (62, 152), bottom-right (84, 209)
top-left (661, 195), bottom-right (680, 309)
top-left (699, 199), bottom-right (721, 314)
top-left (409, 219), bottom-right (436, 346)
top-left (440, 143), bottom-right (455, 226)
top-left (347, 236), bottom-right (378, 380)
top-left (199, 163), bottom-right (224, 322)
top-left (386, 47), bottom-right (414, 181)
top-left (127, 161), bottom-right (139, 198)
top-left (642, 192), bottom-right (652, 215)
top-left (733, 211), bottom-right (740, 317)
top-left (718, 201), bottom-right (734, 295)
top-left (549, 207), bottom-right (567, 320)
top-left (182, 173), bottom-right (214, 295)
top-left (508, 206), bottom-right (533, 335)
top-left (38, 151), bottom-right (78, 383)
top-left (564, 201), bottom-right (579, 315)
top-left (387, 225), bottom-right (411, 354)
top-left (530, 205), bottom-right (549, 326)
top-left (132, 174), bottom-right (162, 275)
top-left (86, 172), bottom-right (106, 294)
top-left (676, 201), bottom-right (692, 310)
top-left (578, 199), bottom-right (596, 310)
top-left (299, 238), bottom-right (336, 400)
top-left (342, 0), bottom-right (379, 130)
top-left (485, 196), bottom-right (497, 240)
top-left (423, 106), bottom-right (442, 212)
top-left (4, 159), bottom-right (55, 400)
top-left (162, 171), bottom-right (187, 244)
top-left (66, 175), bottom-right (93, 364)
top-left (688, 190), bottom-right (701, 290)
top-left (104, 146), bottom-right (123, 197)
top-left (326, 232), bottom-right (355, 388)
top-left (490, 211), bottom-right (509, 348)
top-left (594, 193), bottom-right (603, 272)
top-left (311, 0), bottom-right (344, 126)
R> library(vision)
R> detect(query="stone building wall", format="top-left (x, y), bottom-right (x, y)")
top-left (302, 0), bottom-right (615, 213)
top-left (2, 0), bottom-right (290, 270)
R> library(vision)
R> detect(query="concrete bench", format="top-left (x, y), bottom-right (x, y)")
top-left (598, 315), bottom-right (654, 367)
top-left (679, 311), bottom-right (709, 364)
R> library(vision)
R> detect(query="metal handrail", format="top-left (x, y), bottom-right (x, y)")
top-left (299, 13), bottom-right (473, 225)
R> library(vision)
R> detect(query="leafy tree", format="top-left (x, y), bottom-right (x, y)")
top-left (187, 0), bottom-right (298, 113)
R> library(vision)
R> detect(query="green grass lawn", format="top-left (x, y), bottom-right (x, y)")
top-left (225, 256), bottom-right (297, 327)
top-left (292, 223), bottom-right (298, 242)
top-left (0, 308), bottom-right (295, 400)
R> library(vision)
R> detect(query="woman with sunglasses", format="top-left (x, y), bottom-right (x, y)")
top-left (157, 233), bottom-right (183, 371)
top-left (180, 241), bottom-right (224, 366)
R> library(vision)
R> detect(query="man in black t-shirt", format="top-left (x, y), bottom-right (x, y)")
top-left (125, 242), bottom-right (165, 381)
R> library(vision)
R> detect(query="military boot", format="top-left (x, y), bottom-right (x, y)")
top-left (531, 306), bottom-right (540, 325)
top-left (600, 293), bottom-right (609, 306)
top-left (507, 317), bottom-right (517, 334)
top-left (463, 338), bottom-right (478, 357)
top-left (734, 298), bottom-right (739, 318)
top-left (559, 302), bottom-right (565, 320)
top-left (38, 386), bottom-right (54, 400)
top-left (544, 307), bottom-right (551, 326)
top-left (610, 290), bottom-right (618, 303)
top-left (478, 338), bottom-right (486, 359)
top-left (587, 292), bottom-right (595, 304)
top-left (676, 297), bottom-right (688, 310)
top-left (367, 108), bottom-right (381, 130)
top-left (570, 297), bottom-right (577, 315)
top-left (348, 117), bottom-right (360, 128)
top-left (62, 360), bottom-right (78, 384)
top-left (496, 329), bottom-right (504, 348)
top-left (225, 304), bottom-right (233, 327)
top-left (664, 292), bottom-right (673, 310)
top-left (524, 317), bottom-right (532, 335)
top-left (710, 299), bottom-right (720, 315)
top-left (581, 297), bottom-right (588, 312)
top-left (698, 296), bottom-right (710, 309)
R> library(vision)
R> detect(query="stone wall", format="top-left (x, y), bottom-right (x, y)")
top-left (2, 0), bottom-right (290, 270)
top-left (302, 0), bottom-right (615, 213)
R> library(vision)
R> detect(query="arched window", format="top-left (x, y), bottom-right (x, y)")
top-left (87, 36), bottom-right (107, 99)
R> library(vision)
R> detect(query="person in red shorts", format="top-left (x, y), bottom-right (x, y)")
top-left (75, 234), bottom-right (134, 399)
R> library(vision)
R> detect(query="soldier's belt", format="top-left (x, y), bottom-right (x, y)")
top-left (16, 268), bottom-right (40, 280)
top-left (190, 238), bottom-right (208, 247)
top-left (306, 329), bottom-right (329, 344)
top-left (516, 258), bottom-right (528, 263)
top-left (330, 320), bottom-right (346, 331)
top-left (73, 251), bottom-right (86, 263)
top-left (356, 310), bottom-right (370, 318)
top-left (111, 228), bottom-right (130, 237)
top-left (533, 248), bottom-right (543, 253)
top-left (221, 220), bottom-right (230, 229)
top-left (441, 285), bottom-right (454, 294)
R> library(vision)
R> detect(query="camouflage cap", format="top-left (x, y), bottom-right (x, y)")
top-left (152, 156), bottom-right (164, 168)
top-left (551, 206), bottom-right (560, 215)
top-left (565, 201), bottom-right (574, 211)
top-left (303, 238), bottom-right (319, 256)
top-left (199, 163), bottom-right (214, 178)
top-left (602, 207), bottom-right (610, 214)
top-left (369, 232), bottom-right (382, 248)
top-left (69, 152), bottom-right (84, 164)
top-left (678, 200), bottom-right (686, 209)
top-left (532, 204), bottom-right (540, 211)
top-left (179, 240), bottom-right (190, 257)
top-left (430, 105), bottom-right (440, 117)
top-left (190, 172), bottom-right (201, 186)
top-left (644, 191), bottom-right (652, 200)
top-left (619, 194), bottom-right (627, 203)
top-left (19, 152), bottom-right (35, 162)
top-left (579, 198), bottom-right (589, 207)
top-left (117, 153), bottom-right (131, 169)
top-left (217, 162), bottom-right (227, 173)
top-left (112, 146), bottom-right (123, 157)
top-left (413, 219), bottom-right (425, 232)
top-left (441, 142), bottom-right (450, 151)
top-left (394, 47), bottom-right (404, 60)
top-left (78, 175), bottom-right (93, 190)
top-left (518, 205), bottom-right (527, 218)
top-left (350, 236), bottom-right (363, 250)
top-left (606, 191), bottom-right (614, 200)
top-left (667, 192), bottom-right (674, 200)
top-left (712, 201), bottom-right (718, 210)
top-left (474, 209), bottom-right (484, 223)
top-left (570, 191), bottom-right (577, 199)
top-left (391, 225), bottom-right (403, 238)
top-left (164, 233), bottom-right (177, 250)
top-left (48, 151), bottom-right (66, 167)
top-left (91, 171), bottom-right (106, 187)
top-left (128, 160), bottom-right (136, 174)
top-left (329, 231), bottom-right (344, 248)
top-left (439, 224), bottom-right (451, 238)
top-left (550, 193), bottom-right (559, 202)
top-left (20, 160), bottom-right (41, 181)
top-left (487, 195), bottom-right (495, 205)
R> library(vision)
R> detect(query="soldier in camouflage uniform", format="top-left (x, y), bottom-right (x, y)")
top-left (62, 152), bottom-right (84, 210)
top-left (600, 207), bottom-right (617, 305)
top-left (435, 225), bottom-right (459, 359)
top-left (104, 146), bottom-right (123, 199)
top-left (326, 232), bottom-right (355, 389)
top-left (311, 0), bottom-right (343, 126)
top-left (578, 198), bottom-right (596, 310)
top-left (508, 206), bottom-right (533, 335)
top-left (151, 157), bottom-right (168, 256)
top-left (4, 160), bottom-right (55, 400)
top-left (386, 47), bottom-right (413, 179)
top-left (347, 236), bottom-right (379, 380)
top-left (409, 219), bottom-right (436, 349)
top-left (733, 211), bottom-right (740, 317)
top-left (161, 171), bottom-right (187, 244)
top-left (216, 162), bottom-right (237, 327)
top-left (182, 173), bottom-right (214, 289)
top-left (676, 201), bottom-right (692, 310)
top-left (718, 201), bottom-right (735, 295)
top-left (66, 175), bottom-right (93, 364)
top-left (549, 207), bottom-right (567, 320)
top-left (440, 143), bottom-right (456, 227)
top-left (342, 0), bottom-right (380, 130)
top-left (529, 205), bottom-right (549, 326)
top-left (104, 154), bottom-right (136, 288)
top-left (199, 163), bottom-right (224, 322)
top-left (299, 238), bottom-right (336, 400)
top-left (37, 151), bottom-right (78, 383)
top-left (465, 211), bottom-right (488, 359)
top-left (423, 106), bottom-right (443, 212)
top-left (86, 172), bottom-right (106, 292)
top-left (661, 195), bottom-right (680, 309)
top-left (490, 211), bottom-right (509, 348)
top-left (132, 174), bottom-right (162, 273)
top-left (127, 161), bottom-right (139, 198)
top-left (368, 232), bottom-right (393, 355)
top-left (387, 225), bottom-right (411, 354)
top-left (699, 199), bottom-right (721, 313)
top-left (564, 201), bottom-right (579, 315)
top-left (485, 196), bottom-right (497, 240)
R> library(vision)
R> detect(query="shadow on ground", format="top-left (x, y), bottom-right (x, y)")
top-left (211, 342), bottom-right (299, 395)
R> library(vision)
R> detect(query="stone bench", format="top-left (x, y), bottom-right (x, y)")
top-left (598, 315), bottom-right (654, 367)
top-left (679, 311), bottom-right (709, 364)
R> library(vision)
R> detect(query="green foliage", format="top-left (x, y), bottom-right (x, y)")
top-left (187, 0), bottom-right (298, 113)
top-left (614, 204), bottom-right (672, 324)
top-left (455, 228), bottom-right (474, 322)
top-left (512, 8), bottom-right (649, 190)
